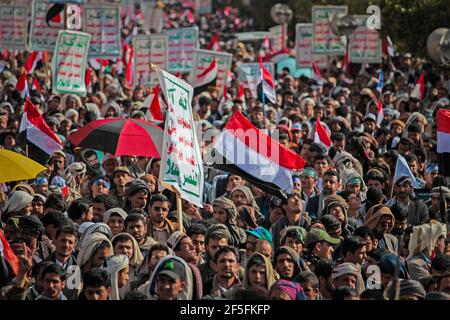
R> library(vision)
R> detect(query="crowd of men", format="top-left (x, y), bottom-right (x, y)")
top-left (0, 2), bottom-right (450, 301)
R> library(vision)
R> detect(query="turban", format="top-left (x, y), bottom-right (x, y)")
top-left (103, 254), bottom-right (129, 300)
top-left (270, 279), bottom-right (306, 300)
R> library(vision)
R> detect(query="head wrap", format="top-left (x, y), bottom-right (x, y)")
top-left (103, 208), bottom-right (128, 224)
top-left (3, 191), bottom-right (33, 214)
top-left (301, 167), bottom-right (318, 180)
top-left (237, 205), bottom-right (264, 230)
top-left (407, 220), bottom-right (447, 259)
top-left (167, 231), bottom-right (188, 250)
top-left (364, 205), bottom-right (395, 231)
top-left (77, 232), bottom-right (113, 269)
top-left (245, 226), bottom-right (273, 243)
top-left (229, 186), bottom-right (259, 210)
top-left (11, 183), bottom-right (35, 196)
top-left (384, 279), bottom-right (426, 300)
top-left (270, 279), bottom-right (306, 300)
top-left (65, 162), bottom-right (87, 177)
top-left (332, 262), bottom-right (365, 294)
top-left (379, 253), bottom-right (409, 279)
top-left (244, 252), bottom-right (275, 290)
top-left (273, 246), bottom-right (301, 279)
top-left (103, 254), bottom-right (129, 300)
top-left (280, 226), bottom-right (306, 245)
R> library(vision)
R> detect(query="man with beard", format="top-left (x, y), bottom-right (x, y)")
top-left (307, 170), bottom-right (341, 220)
top-left (35, 263), bottom-right (67, 300)
top-left (314, 260), bottom-right (335, 300)
top-left (273, 246), bottom-right (303, 280)
top-left (48, 151), bottom-right (67, 177)
top-left (147, 194), bottom-right (175, 245)
top-left (167, 231), bottom-right (197, 264)
top-left (203, 246), bottom-right (241, 298)
top-left (386, 176), bottom-right (429, 226)
top-left (125, 213), bottom-right (156, 257)
top-left (303, 228), bottom-right (340, 271)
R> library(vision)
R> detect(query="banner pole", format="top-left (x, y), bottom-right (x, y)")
top-left (176, 193), bottom-right (183, 233)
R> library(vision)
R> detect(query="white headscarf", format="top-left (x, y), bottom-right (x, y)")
top-left (77, 232), bottom-right (113, 269)
top-left (103, 254), bottom-right (129, 300)
top-left (3, 191), bottom-right (33, 214)
top-left (408, 220), bottom-right (447, 259)
top-left (111, 233), bottom-right (143, 267)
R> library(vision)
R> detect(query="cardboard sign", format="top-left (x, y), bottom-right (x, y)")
top-left (52, 30), bottom-right (91, 96)
top-left (133, 35), bottom-right (169, 87)
top-left (349, 15), bottom-right (382, 64)
top-left (0, 5), bottom-right (28, 51)
top-left (166, 26), bottom-right (199, 74)
top-left (312, 5), bottom-right (348, 54)
top-left (295, 23), bottom-right (329, 69)
top-left (83, 4), bottom-right (121, 58)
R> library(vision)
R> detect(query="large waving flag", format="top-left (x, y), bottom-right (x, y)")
top-left (19, 98), bottom-right (63, 164)
top-left (410, 73), bottom-right (425, 100)
top-left (205, 110), bottom-right (306, 198)
top-left (259, 57), bottom-right (276, 104)
top-left (437, 109), bottom-right (450, 176)
top-left (193, 58), bottom-right (218, 97)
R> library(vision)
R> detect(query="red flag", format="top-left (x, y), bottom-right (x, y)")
top-left (259, 57), bottom-right (276, 103)
top-left (208, 34), bottom-right (221, 52)
top-left (145, 86), bottom-right (163, 122)
top-left (123, 44), bottom-right (133, 89)
top-left (376, 99), bottom-right (384, 126)
top-left (314, 118), bottom-right (331, 149)
top-left (24, 51), bottom-right (45, 74)
top-left (410, 73), bottom-right (425, 100)
top-left (0, 229), bottom-right (19, 277)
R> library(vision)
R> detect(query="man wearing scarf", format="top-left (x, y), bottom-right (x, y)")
top-left (364, 204), bottom-right (398, 254)
top-left (331, 262), bottom-right (365, 295)
top-left (103, 254), bottom-right (129, 300)
top-left (212, 197), bottom-right (247, 247)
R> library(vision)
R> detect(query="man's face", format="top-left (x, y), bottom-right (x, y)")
top-left (376, 216), bottom-right (393, 235)
top-left (92, 181), bottom-right (110, 196)
top-left (55, 233), bottom-right (77, 259)
top-left (129, 190), bottom-right (148, 209)
top-left (190, 234), bottom-right (205, 256)
top-left (42, 273), bottom-right (65, 299)
top-left (322, 175), bottom-right (339, 196)
top-left (284, 236), bottom-right (303, 255)
top-left (367, 179), bottom-right (383, 191)
top-left (394, 182), bottom-right (412, 199)
top-left (150, 250), bottom-right (168, 270)
top-left (255, 241), bottom-right (272, 260)
top-left (286, 194), bottom-right (302, 213)
top-left (391, 124), bottom-right (403, 137)
top-left (333, 139), bottom-right (345, 153)
top-left (92, 202), bottom-right (106, 223)
top-left (246, 235), bottom-right (258, 256)
top-left (176, 237), bottom-right (196, 263)
top-left (231, 190), bottom-right (247, 207)
top-left (31, 201), bottom-right (44, 216)
top-left (92, 246), bottom-right (111, 268)
top-left (408, 160), bottom-right (419, 176)
top-left (227, 175), bottom-right (243, 191)
top-left (113, 172), bottom-right (130, 188)
top-left (334, 274), bottom-right (357, 290)
top-left (157, 275), bottom-right (183, 300)
top-left (439, 276), bottom-right (450, 295)
top-left (393, 219), bottom-right (407, 236)
top-left (126, 220), bottom-right (147, 244)
top-left (301, 175), bottom-right (316, 191)
top-left (346, 183), bottom-right (361, 195)
top-left (84, 286), bottom-right (110, 300)
top-left (252, 110), bottom-right (264, 123)
top-left (207, 238), bottom-right (228, 261)
top-left (108, 215), bottom-right (124, 236)
top-left (51, 156), bottom-right (65, 171)
top-left (330, 205), bottom-right (345, 223)
top-left (364, 120), bottom-right (376, 134)
top-left (86, 154), bottom-right (99, 168)
top-left (350, 245), bottom-right (367, 265)
top-left (300, 281), bottom-right (319, 300)
top-left (314, 159), bottom-right (330, 176)
top-left (103, 159), bottom-right (118, 174)
top-left (398, 143), bottom-right (411, 155)
top-left (318, 241), bottom-right (334, 260)
top-left (212, 205), bottom-right (228, 224)
top-left (276, 253), bottom-right (295, 280)
top-left (117, 266), bottom-right (129, 288)
top-left (216, 252), bottom-right (239, 279)
top-left (431, 195), bottom-right (441, 211)
top-left (269, 207), bottom-right (284, 225)
top-left (114, 240), bottom-right (133, 260)
top-left (150, 201), bottom-right (169, 224)
top-left (347, 194), bottom-right (362, 210)
top-left (151, 160), bottom-right (161, 177)
top-left (248, 264), bottom-right (266, 288)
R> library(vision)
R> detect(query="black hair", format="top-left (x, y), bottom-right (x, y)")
top-left (123, 291), bottom-right (149, 300)
top-left (314, 260), bottom-right (335, 280)
top-left (31, 261), bottom-right (54, 279)
top-left (112, 233), bottom-right (133, 248)
top-left (342, 236), bottom-right (365, 257)
top-left (314, 153), bottom-right (332, 164)
top-left (186, 223), bottom-right (208, 237)
top-left (375, 127), bottom-right (390, 139)
top-left (124, 213), bottom-right (146, 228)
top-left (247, 254), bottom-right (266, 269)
top-left (55, 225), bottom-right (78, 241)
top-left (213, 245), bottom-right (238, 263)
top-left (390, 204), bottom-right (408, 222)
top-left (331, 132), bottom-right (345, 142)
top-left (367, 248), bottom-right (390, 262)
top-left (232, 287), bottom-right (269, 300)
top-left (41, 209), bottom-right (68, 229)
top-left (353, 226), bottom-right (375, 240)
top-left (295, 271), bottom-right (319, 288)
top-left (128, 208), bottom-right (148, 219)
top-left (360, 289), bottom-right (385, 300)
top-left (93, 194), bottom-right (116, 210)
top-left (323, 169), bottom-right (339, 179)
top-left (431, 255), bottom-right (450, 273)
top-left (84, 149), bottom-right (97, 160)
top-left (83, 268), bottom-right (110, 289)
top-left (332, 286), bottom-right (359, 300)
top-left (149, 194), bottom-right (169, 207)
top-left (407, 123), bottom-right (422, 133)
top-left (43, 193), bottom-right (67, 212)
top-left (405, 153), bottom-right (419, 164)
top-left (68, 198), bottom-right (91, 221)
top-left (198, 96), bottom-right (211, 107)
top-left (205, 231), bottom-right (229, 245)
top-left (41, 263), bottom-right (66, 281)
top-left (147, 243), bottom-right (170, 261)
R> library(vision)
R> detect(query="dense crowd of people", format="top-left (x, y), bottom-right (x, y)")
top-left (0, 2), bottom-right (449, 301)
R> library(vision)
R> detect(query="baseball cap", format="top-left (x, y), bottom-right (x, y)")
top-left (157, 259), bottom-right (184, 281)
top-left (364, 113), bottom-right (377, 122)
top-left (291, 123), bottom-right (302, 132)
top-left (304, 228), bottom-right (341, 247)
top-left (245, 226), bottom-right (273, 243)
top-left (114, 166), bottom-right (130, 176)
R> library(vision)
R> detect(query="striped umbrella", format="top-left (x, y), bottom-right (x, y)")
top-left (68, 118), bottom-right (164, 157)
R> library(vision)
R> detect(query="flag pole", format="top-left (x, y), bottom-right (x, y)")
top-left (262, 90), bottom-right (267, 124)
top-left (176, 193), bottom-right (184, 233)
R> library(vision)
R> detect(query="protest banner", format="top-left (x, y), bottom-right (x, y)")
top-left (238, 62), bottom-right (274, 98)
top-left (312, 5), bottom-right (348, 54)
top-left (270, 24), bottom-right (287, 52)
top-left (0, 5), bottom-right (28, 51)
top-left (295, 23), bottom-right (329, 69)
top-left (189, 49), bottom-right (232, 97)
top-left (83, 4), bottom-right (121, 58)
top-left (30, 1), bottom-right (64, 51)
top-left (166, 26), bottom-right (199, 74)
top-left (133, 35), bottom-right (169, 88)
top-left (349, 15), bottom-right (382, 64)
top-left (140, 1), bottom-right (164, 34)
top-left (156, 67), bottom-right (204, 209)
top-left (52, 30), bottom-right (91, 96)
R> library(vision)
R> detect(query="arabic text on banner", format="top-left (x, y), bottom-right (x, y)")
top-left (132, 35), bottom-right (169, 88)
top-left (349, 15), bottom-right (382, 64)
top-left (189, 49), bottom-right (233, 97)
top-left (166, 26), bottom-right (199, 74)
top-left (295, 23), bottom-right (329, 69)
top-left (237, 62), bottom-right (275, 98)
top-left (157, 68), bottom-right (204, 208)
top-left (312, 5), bottom-right (348, 54)
top-left (0, 5), bottom-right (28, 51)
top-left (52, 30), bottom-right (91, 96)
top-left (84, 4), bottom-right (121, 58)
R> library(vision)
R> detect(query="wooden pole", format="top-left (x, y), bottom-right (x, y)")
top-left (176, 193), bottom-right (183, 233)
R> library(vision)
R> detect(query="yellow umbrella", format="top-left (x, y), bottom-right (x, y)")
top-left (0, 149), bottom-right (47, 183)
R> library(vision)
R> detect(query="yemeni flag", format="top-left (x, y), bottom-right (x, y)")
top-left (258, 57), bottom-right (276, 104)
top-left (0, 229), bottom-right (19, 278)
top-left (24, 51), bottom-right (46, 74)
top-left (312, 63), bottom-right (324, 86)
top-left (46, 3), bottom-right (64, 28)
top-left (410, 73), bottom-right (425, 100)
top-left (208, 34), bottom-right (221, 52)
top-left (382, 35), bottom-right (396, 58)
top-left (437, 109), bottom-right (450, 176)
top-left (193, 58), bottom-right (218, 97)
top-left (205, 110), bottom-right (306, 198)
top-left (19, 98), bottom-right (63, 164)
top-left (314, 118), bottom-right (332, 150)
top-left (144, 86), bottom-right (164, 123)
top-left (16, 72), bottom-right (41, 99)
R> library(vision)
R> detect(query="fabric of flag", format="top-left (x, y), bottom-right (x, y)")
top-left (24, 52), bottom-right (46, 74)
top-left (205, 110), bottom-right (306, 198)
top-left (19, 98), bottom-right (63, 158)
top-left (193, 58), bottom-right (218, 97)
top-left (144, 86), bottom-right (164, 122)
top-left (208, 34), bottom-right (221, 52)
top-left (312, 63), bottom-right (324, 86)
top-left (437, 109), bottom-right (450, 176)
top-left (314, 118), bottom-right (331, 149)
top-left (393, 155), bottom-right (423, 188)
top-left (376, 71), bottom-right (384, 93)
top-left (410, 73), bottom-right (425, 100)
top-left (259, 57), bottom-right (276, 104)
top-left (0, 229), bottom-right (19, 277)
top-left (376, 99), bottom-right (384, 127)
top-left (382, 35), bottom-right (396, 57)
top-left (123, 44), bottom-right (133, 89)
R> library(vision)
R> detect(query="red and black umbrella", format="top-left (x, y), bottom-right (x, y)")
top-left (68, 118), bottom-right (164, 157)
